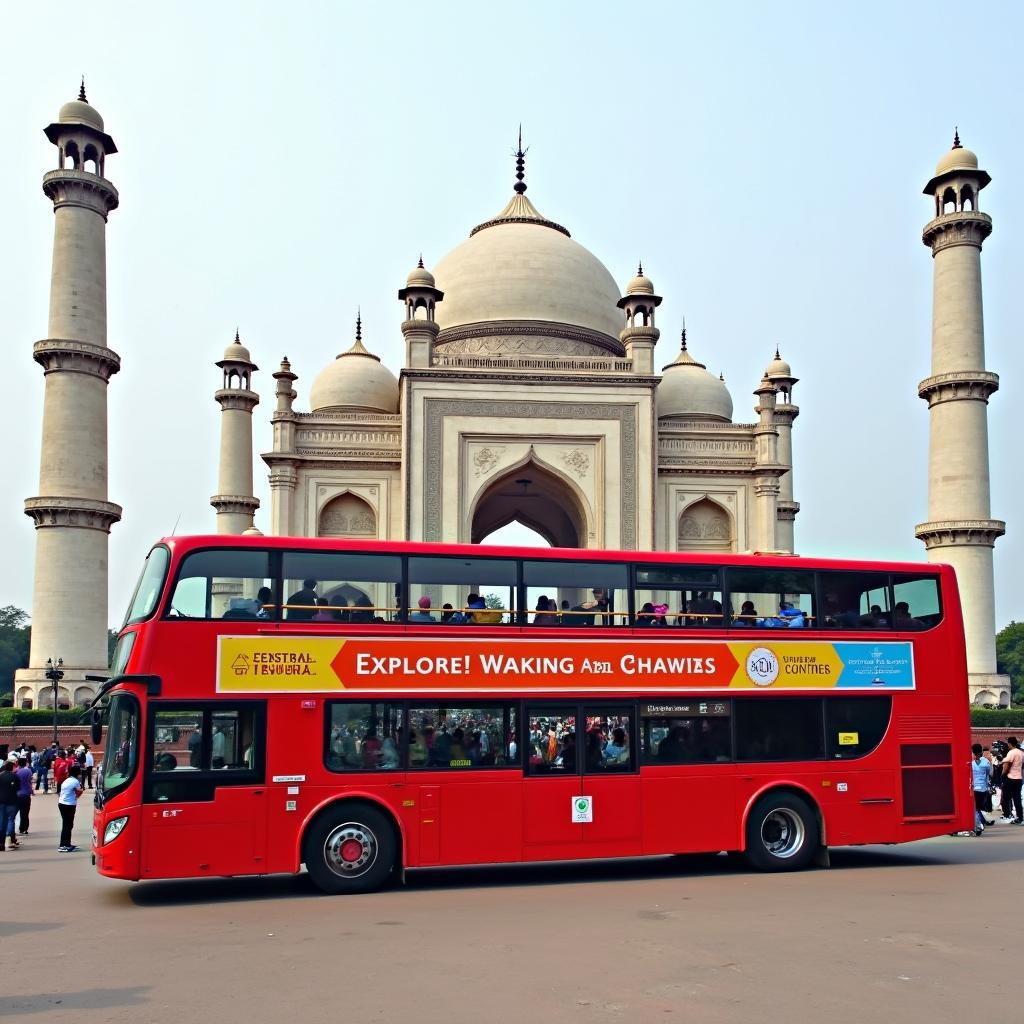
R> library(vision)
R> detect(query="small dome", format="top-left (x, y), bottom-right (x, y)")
top-left (59, 93), bottom-right (104, 133)
top-left (309, 337), bottom-right (399, 414)
top-left (625, 264), bottom-right (655, 296)
top-left (242, 525), bottom-right (264, 536)
top-left (658, 337), bottom-right (733, 422)
top-left (406, 259), bottom-right (436, 289)
top-left (765, 349), bottom-right (792, 379)
top-left (935, 143), bottom-right (978, 177)
top-left (222, 340), bottom-right (253, 363)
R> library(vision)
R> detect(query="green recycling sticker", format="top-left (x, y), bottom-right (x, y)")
top-left (571, 795), bottom-right (593, 823)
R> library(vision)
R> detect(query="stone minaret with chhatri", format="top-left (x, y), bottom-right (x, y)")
top-left (916, 131), bottom-right (1008, 706)
top-left (211, 330), bottom-right (260, 534)
top-left (16, 83), bottom-right (122, 709)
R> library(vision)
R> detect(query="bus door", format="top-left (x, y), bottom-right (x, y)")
top-left (578, 706), bottom-right (642, 855)
top-left (140, 704), bottom-right (267, 879)
top-left (523, 706), bottom-right (584, 854)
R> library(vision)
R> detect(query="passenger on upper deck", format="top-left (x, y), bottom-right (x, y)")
top-left (894, 601), bottom-right (926, 630)
top-left (286, 579), bottom-right (318, 621)
top-left (410, 596), bottom-right (436, 623)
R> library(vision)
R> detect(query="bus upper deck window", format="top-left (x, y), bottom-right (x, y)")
top-left (281, 551), bottom-right (402, 624)
top-left (167, 549), bottom-right (273, 620)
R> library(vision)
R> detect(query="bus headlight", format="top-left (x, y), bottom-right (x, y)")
top-left (103, 816), bottom-right (129, 845)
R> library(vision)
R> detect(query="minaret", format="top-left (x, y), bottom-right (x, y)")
top-left (211, 330), bottom-right (259, 534)
top-left (752, 374), bottom-right (783, 553)
top-left (399, 257), bottom-right (444, 369)
top-left (16, 84), bottom-right (122, 709)
top-left (766, 349), bottom-right (799, 553)
top-left (617, 263), bottom-right (661, 374)
top-left (916, 132), bottom-right (1007, 705)
top-left (268, 356), bottom-right (298, 536)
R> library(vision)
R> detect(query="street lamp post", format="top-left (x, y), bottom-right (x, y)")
top-left (45, 657), bottom-right (64, 745)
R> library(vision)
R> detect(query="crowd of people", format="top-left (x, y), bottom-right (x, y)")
top-left (958, 736), bottom-right (1024, 836)
top-left (0, 741), bottom-right (93, 853)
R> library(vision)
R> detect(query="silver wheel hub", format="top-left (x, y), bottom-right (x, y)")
top-left (759, 808), bottom-right (805, 859)
top-left (324, 822), bottom-right (378, 877)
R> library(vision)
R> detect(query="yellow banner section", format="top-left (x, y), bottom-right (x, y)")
top-left (218, 636), bottom-right (345, 692)
top-left (726, 641), bottom-right (845, 689)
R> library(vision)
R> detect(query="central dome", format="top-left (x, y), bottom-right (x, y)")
top-left (433, 191), bottom-right (624, 348)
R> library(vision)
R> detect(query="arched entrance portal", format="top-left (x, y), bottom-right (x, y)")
top-left (471, 460), bottom-right (587, 549)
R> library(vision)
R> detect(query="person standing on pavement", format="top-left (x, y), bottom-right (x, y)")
top-left (83, 745), bottom-right (94, 789)
top-left (14, 756), bottom-right (33, 835)
top-left (1000, 736), bottom-right (1023, 824)
top-left (57, 764), bottom-right (84, 852)
top-left (0, 756), bottom-right (19, 850)
top-left (970, 744), bottom-right (993, 834)
top-left (53, 748), bottom-right (69, 791)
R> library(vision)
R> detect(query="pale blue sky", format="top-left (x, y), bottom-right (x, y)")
top-left (1, 1), bottom-right (1021, 629)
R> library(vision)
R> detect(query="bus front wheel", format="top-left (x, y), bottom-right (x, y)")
top-left (743, 792), bottom-right (818, 872)
top-left (303, 803), bottom-right (398, 894)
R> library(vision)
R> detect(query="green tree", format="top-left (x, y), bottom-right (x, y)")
top-left (0, 606), bottom-right (31, 702)
top-left (996, 621), bottom-right (1024, 704)
top-left (484, 593), bottom-right (505, 610)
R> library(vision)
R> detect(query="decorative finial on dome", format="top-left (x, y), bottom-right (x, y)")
top-left (514, 125), bottom-right (527, 195)
top-left (355, 308), bottom-right (362, 343)
top-left (234, 327), bottom-right (241, 345)
top-left (417, 254), bottom-right (424, 269)
top-left (774, 346), bottom-right (781, 360)
top-left (952, 127), bottom-right (962, 150)
top-left (79, 77), bottom-right (87, 102)
top-left (720, 371), bottom-right (725, 382)
top-left (680, 316), bottom-right (687, 350)
top-left (637, 261), bottom-right (643, 276)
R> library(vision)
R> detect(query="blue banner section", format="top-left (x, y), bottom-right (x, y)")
top-left (833, 642), bottom-right (915, 689)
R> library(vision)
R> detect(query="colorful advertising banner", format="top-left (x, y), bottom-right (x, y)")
top-left (216, 636), bottom-right (915, 694)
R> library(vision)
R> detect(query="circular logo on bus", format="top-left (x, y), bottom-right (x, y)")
top-left (576, 798), bottom-right (589, 813)
top-left (746, 647), bottom-right (779, 686)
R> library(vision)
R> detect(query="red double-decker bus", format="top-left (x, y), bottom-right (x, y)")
top-left (91, 535), bottom-right (971, 894)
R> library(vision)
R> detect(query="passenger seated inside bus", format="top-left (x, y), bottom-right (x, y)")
top-left (894, 601), bottom-right (926, 630)
top-left (732, 600), bottom-right (757, 626)
top-left (286, 579), bottom-right (318, 620)
top-left (312, 598), bottom-right (336, 622)
top-left (688, 591), bottom-right (723, 627)
top-left (222, 596), bottom-right (260, 619)
top-left (533, 596), bottom-right (559, 626)
top-left (409, 596), bottom-right (436, 623)
top-left (571, 588), bottom-right (609, 626)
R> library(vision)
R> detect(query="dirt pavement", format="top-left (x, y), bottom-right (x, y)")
top-left (1, 807), bottom-right (1018, 1024)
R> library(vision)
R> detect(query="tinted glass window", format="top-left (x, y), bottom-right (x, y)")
top-left (123, 545), bottom-right (170, 626)
top-left (152, 709), bottom-right (204, 772)
top-left (526, 707), bottom-right (578, 774)
top-left (101, 693), bottom-right (139, 795)
top-left (634, 586), bottom-right (724, 628)
top-left (523, 561), bottom-right (629, 628)
top-left (892, 574), bottom-right (942, 630)
top-left (825, 697), bottom-right (892, 759)
top-left (640, 700), bottom-right (732, 764)
top-left (583, 707), bottom-right (634, 773)
top-left (282, 551), bottom-right (401, 624)
top-left (735, 698), bottom-right (824, 761)
top-left (726, 568), bottom-right (816, 630)
top-left (406, 705), bottom-right (517, 768)
top-left (168, 549), bottom-right (274, 621)
top-left (819, 571), bottom-right (892, 629)
top-left (326, 702), bottom-right (403, 771)
top-left (408, 556), bottom-right (516, 626)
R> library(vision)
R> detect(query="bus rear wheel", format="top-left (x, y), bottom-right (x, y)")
top-left (743, 792), bottom-right (817, 872)
top-left (303, 803), bottom-right (397, 894)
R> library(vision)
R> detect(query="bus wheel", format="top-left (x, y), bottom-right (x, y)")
top-left (303, 803), bottom-right (397, 894)
top-left (743, 792), bottom-right (817, 872)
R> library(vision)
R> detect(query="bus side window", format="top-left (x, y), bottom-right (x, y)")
top-left (522, 561), bottom-right (629, 628)
top-left (167, 549), bottom-right (273, 621)
top-left (818, 570), bottom-right (891, 629)
top-left (281, 551), bottom-right (402, 624)
top-left (633, 566), bottom-right (724, 629)
top-left (407, 556), bottom-right (517, 627)
top-left (326, 702), bottom-right (403, 770)
top-left (891, 574), bottom-right (942, 630)
top-left (406, 705), bottom-right (517, 768)
top-left (725, 568), bottom-right (816, 629)
top-left (735, 698), bottom-right (824, 761)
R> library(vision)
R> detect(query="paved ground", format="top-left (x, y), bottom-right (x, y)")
top-left (1, 802), bottom-right (1018, 1023)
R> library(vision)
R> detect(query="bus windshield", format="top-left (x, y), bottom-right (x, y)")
top-left (101, 692), bottom-right (140, 797)
top-left (123, 545), bottom-right (170, 627)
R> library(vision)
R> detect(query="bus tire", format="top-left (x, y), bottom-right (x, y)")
top-left (743, 792), bottom-right (817, 872)
top-left (302, 802), bottom-right (397, 895)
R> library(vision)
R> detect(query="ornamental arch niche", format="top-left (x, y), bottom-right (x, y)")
top-left (677, 497), bottom-right (734, 552)
top-left (470, 457), bottom-right (588, 548)
top-left (318, 492), bottom-right (377, 538)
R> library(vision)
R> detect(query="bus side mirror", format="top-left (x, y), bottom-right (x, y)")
top-left (90, 707), bottom-right (104, 746)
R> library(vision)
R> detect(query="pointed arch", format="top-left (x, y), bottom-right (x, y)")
top-left (469, 451), bottom-right (591, 548)
top-left (677, 496), bottom-right (735, 552)
top-left (318, 491), bottom-right (377, 538)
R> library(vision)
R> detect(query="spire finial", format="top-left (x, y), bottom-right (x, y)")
top-left (720, 371), bottom-right (725, 381)
top-left (774, 346), bottom-right (781, 360)
top-left (514, 125), bottom-right (527, 195)
top-left (680, 316), bottom-right (687, 350)
top-left (637, 261), bottom-right (643, 276)
top-left (952, 127), bottom-right (962, 149)
top-left (417, 253), bottom-right (424, 268)
top-left (355, 308), bottom-right (362, 342)
top-left (78, 77), bottom-right (87, 102)
top-left (234, 327), bottom-right (240, 344)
